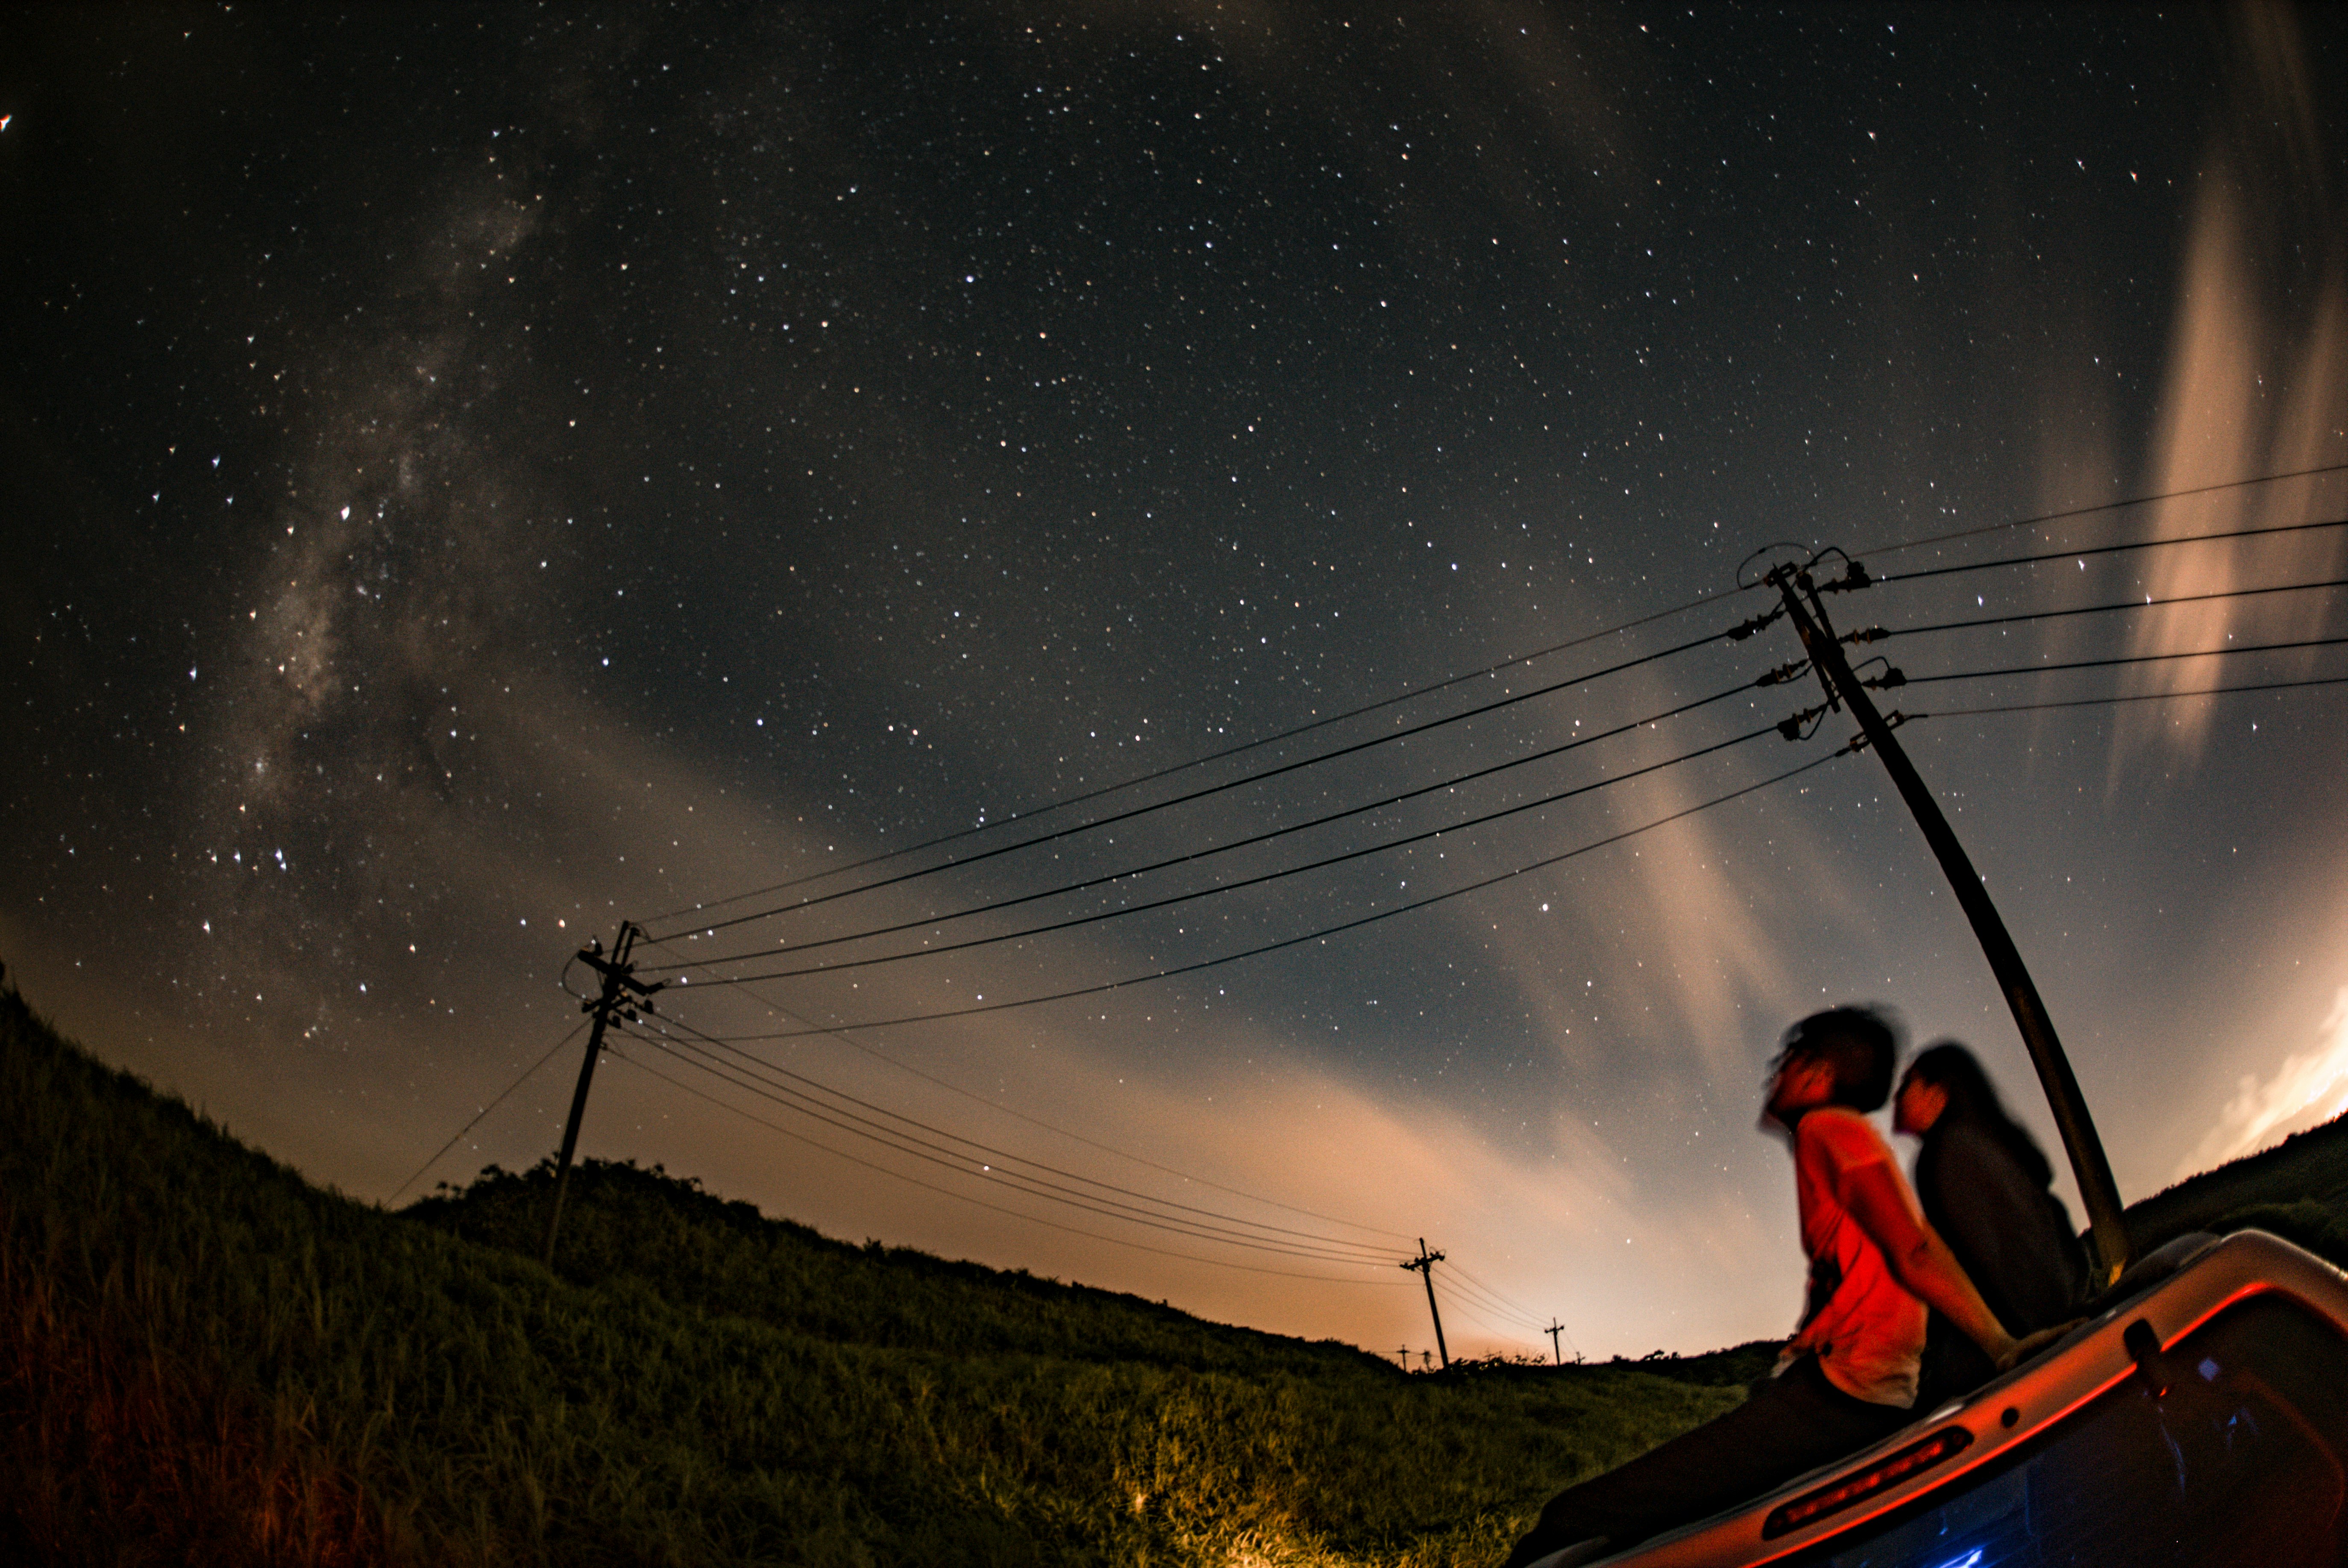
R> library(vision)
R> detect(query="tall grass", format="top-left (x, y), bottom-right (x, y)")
top-left (0, 986), bottom-right (1758, 1565)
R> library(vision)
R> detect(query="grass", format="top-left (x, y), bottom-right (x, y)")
top-left (0, 987), bottom-right (1752, 1567)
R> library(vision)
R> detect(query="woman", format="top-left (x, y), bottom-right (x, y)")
top-left (1895, 1042), bottom-right (2089, 1406)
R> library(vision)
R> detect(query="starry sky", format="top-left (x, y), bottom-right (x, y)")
top-left (6, 3), bottom-right (2346, 1363)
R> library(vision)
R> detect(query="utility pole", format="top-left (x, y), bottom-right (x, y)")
top-left (542, 921), bottom-right (664, 1268)
top-left (1767, 561), bottom-right (2131, 1285)
top-left (1397, 1346), bottom-right (1413, 1371)
top-left (1401, 1239), bottom-right (1451, 1370)
top-left (1544, 1320), bottom-right (1567, 1366)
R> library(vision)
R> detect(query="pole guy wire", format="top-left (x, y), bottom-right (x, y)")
top-left (387, 1019), bottom-right (586, 1205)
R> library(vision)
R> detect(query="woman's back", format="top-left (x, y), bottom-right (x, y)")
top-left (1915, 1113), bottom-right (2087, 1333)
top-left (1900, 1042), bottom-right (2087, 1406)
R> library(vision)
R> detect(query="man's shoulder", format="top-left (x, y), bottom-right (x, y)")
top-left (1798, 1105), bottom-right (1896, 1164)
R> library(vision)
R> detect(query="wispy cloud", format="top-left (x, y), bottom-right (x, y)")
top-left (2177, 983), bottom-right (2348, 1179)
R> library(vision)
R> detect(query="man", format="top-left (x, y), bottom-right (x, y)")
top-left (1500, 1007), bottom-right (2018, 1568)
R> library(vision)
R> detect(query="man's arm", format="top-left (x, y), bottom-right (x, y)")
top-left (1842, 1160), bottom-right (2019, 1367)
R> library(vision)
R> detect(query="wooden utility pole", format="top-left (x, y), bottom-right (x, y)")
top-left (542, 922), bottom-right (663, 1268)
top-left (1401, 1239), bottom-right (1451, 1369)
top-left (1544, 1320), bottom-right (1568, 1366)
top-left (1769, 562), bottom-right (2131, 1284)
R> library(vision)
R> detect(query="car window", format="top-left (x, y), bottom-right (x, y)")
top-left (1793, 1298), bottom-right (2348, 1567)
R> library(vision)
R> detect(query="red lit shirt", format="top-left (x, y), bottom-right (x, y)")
top-left (1785, 1105), bottom-right (1927, 1408)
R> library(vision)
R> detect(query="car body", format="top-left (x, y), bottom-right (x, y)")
top-left (1576, 1229), bottom-right (2348, 1566)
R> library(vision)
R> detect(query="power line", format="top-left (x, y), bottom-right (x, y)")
top-left (386, 1019), bottom-right (586, 1204)
top-left (1855, 461), bottom-right (2348, 562)
top-left (686, 719), bottom-right (1782, 989)
top-left (686, 748), bottom-right (1840, 1043)
top-left (616, 1023), bottom-right (1400, 1264)
top-left (622, 932), bottom-right (1414, 1243)
top-left (1438, 1268), bottom-right (1550, 1333)
top-left (1446, 1258), bottom-right (1552, 1328)
top-left (649, 622), bottom-right (1748, 945)
top-left (641, 592), bottom-right (1755, 933)
top-left (644, 472), bottom-right (2348, 939)
top-left (620, 1007), bottom-right (1400, 1262)
top-left (1874, 576), bottom-right (2348, 640)
top-left (1899, 634), bottom-right (2348, 689)
top-left (603, 1042), bottom-right (1412, 1285)
top-left (1877, 514), bottom-right (2348, 586)
top-left (644, 676), bottom-right (1761, 977)
top-left (1917, 672), bottom-right (2348, 719)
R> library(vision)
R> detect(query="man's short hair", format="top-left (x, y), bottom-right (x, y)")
top-left (1776, 1005), bottom-right (1900, 1112)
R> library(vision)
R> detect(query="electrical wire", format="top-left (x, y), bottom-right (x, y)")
top-left (629, 1026), bottom-right (1391, 1262)
top-left (643, 676), bottom-right (1762, 977)
top-left (1873, 576), bottom-right (2348, 640)
top-left (649, 622), bottom-right (1751, 945)
top-left (1437, 1268), bottom-right (1550, 1333)
top-left (622, 933), bottom-right (1415, 1243)
top-left (1899, 634), bottom-right (2347, 689)
top-left (1875, 514), bottom-right (2348, 586)
top-left (603, 1042), bottom-right (1411, 1285)
top-left (620, 1006), bottom-right (1400, 1262)
top-left (1446, 1258), bottom-right (1553, 1329)
top-left (1437, 1292), bottom-right (1540, 1349)
top-left (1917, 672), bottom-right (2348, 719)
top-left (635, 1028), bottom-right (1397, 1265)
top-left (686, 748), bottom-right (1841, 1042)
top-left (687, 719), bottom-right (1782, 988)
top-left (616, 1023), bottom-right (1400, 1265)
top-left (640, 587), bottom-right (1761, 934)
top-left (1854, 461), bottom-right (2348, 563)
top-left (645, 470), bottom-right (2348, 939)
top-left (385, 1019), bottom-right (586, 1204)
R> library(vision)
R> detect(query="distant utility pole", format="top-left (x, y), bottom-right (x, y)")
top-left (542, 921), bottom-right (664, 1268)
top-left (1401, 1239), bottom-right (1451, 1370)
top-left (1767, 560), bottom-right (2131, 1285)
top-left (1544, 1320), bottom-right (1568, 1366)
top-left (1397, 1346), bottom-right (1413, 1370)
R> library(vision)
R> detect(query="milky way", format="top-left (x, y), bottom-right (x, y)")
top-left (5, 4), bottom-right (2345, 1359)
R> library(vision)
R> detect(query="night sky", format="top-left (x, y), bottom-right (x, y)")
top-left (6, 3), bottom-right (2345, 1362)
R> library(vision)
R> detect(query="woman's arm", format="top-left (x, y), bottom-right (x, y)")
top-left (1842, 1160), bottom-right (2019, 1366)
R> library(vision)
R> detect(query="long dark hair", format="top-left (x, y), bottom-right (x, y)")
top-left (1908, 1040), bottom-right (2053, 1187)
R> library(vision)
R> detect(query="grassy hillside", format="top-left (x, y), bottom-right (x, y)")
top-left (2122, 1115), bottom-right (2348, 1263)
top-left (0, 987), bottom-right (1750, 1567)
top-left (14, 979), bottom-right (2338, 1567)
top-left (404, 1159), bottom-right (1394, 1380)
